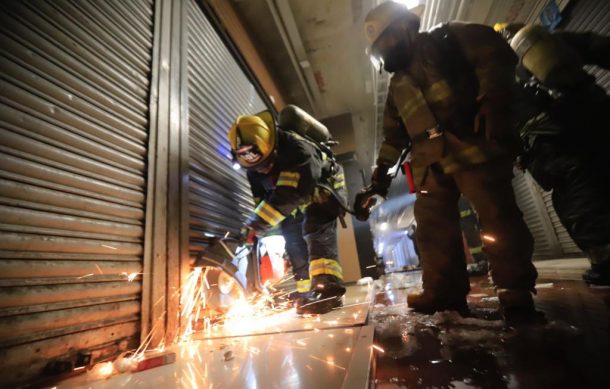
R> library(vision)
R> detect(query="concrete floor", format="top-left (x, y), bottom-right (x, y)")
top-left (372, 258), bottom-right (610, 388)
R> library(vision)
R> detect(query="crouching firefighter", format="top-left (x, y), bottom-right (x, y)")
top-left (354, 1), bottom-right (539, 323)
top-left (496, 23), bottom-right (610, 286)
top-left (228, 106), bottom-right (348, 315)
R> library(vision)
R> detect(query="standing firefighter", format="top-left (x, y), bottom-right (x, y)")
top-left (355, 2), bottom-right (538, 321)
top-left (228, 107), bottom-right (348, 314)
top-left (497, 23), bottom-right (610, 285)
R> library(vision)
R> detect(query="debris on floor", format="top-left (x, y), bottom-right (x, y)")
top-left (371, 271), bottom-right (610, 388)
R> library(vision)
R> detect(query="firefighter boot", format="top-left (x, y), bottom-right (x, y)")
top-left (498, 289), bottom-right (546, 327)
top-left (407, 290), bottom-right (469, 315)
top-left (582, 246), bottom-right (610, 286)
top-left (296, 275), bottom-right (345, 315)
top-left (582, 264), bottom-right (610, 286)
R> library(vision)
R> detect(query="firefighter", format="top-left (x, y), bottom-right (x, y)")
top-left (355, 2), bottom-right (538, 321)
top-left (496, 23), bottom-right (610, 286)
top-left (228, 109), bottom-right (348, 314)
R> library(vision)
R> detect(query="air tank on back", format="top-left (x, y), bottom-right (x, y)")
top-left (278, 105), bottom-right (331, 143)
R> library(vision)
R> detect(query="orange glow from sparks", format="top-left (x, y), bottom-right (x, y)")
top-left (95, 362), bottom-right (114, 378)
top-left (121, 272), bottom-right (140, 282)
top-left (345, 347), bottom-right (351, 352)
top-left (482, 234), bottom-right (496, 242)
top-left (371, 344), bottom-right (385, 353)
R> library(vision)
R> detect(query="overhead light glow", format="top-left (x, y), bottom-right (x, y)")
top-left (232, 162), bottom-right (241, 170)
top-left (394, 0), bottom-right (420, 9)
top-left (379, 222), bottom-right (389, 231)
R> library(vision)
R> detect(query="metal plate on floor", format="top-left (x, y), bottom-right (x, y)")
top-left (60, 325), bottom-right (375, 389)
top-left (194, 284), bottom-right (374, 340)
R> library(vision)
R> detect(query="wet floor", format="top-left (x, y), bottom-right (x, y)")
top-left (371, 260), bottom-right (610, 388)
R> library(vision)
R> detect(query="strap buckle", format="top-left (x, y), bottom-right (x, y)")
top-left (426, 126), bottom-right (443, 139)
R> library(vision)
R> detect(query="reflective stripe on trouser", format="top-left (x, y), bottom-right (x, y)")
top-left (415, 159), bottom-right (536, 294)
top-left (296, 279), bottom-right (311, 293)
top-left (309, 258), bottom-right (343, 280)
top-left (469, 246), bottom-right (483, 255)
top-left (281, 213), bottom-right (309, 282)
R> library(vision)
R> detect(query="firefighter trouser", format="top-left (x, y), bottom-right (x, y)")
top-left (531, 144), bottom-right (610, 266)
top-left (280, 213), bottom-right (310, 292)
top-left (303, 177), bottom-right (347, 284)
top-left (414, 159), bottom-right (536, 296)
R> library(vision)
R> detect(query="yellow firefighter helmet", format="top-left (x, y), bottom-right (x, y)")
top-left (228, 111), bottom-right (277, 170)
top-left (364, 1), bottom-right (424, 54)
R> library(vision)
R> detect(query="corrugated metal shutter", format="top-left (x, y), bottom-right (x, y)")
top-left (564, 0), bottom-right (610, 92)
top-left (0, 0), bottom-right (153, 385)
top-left (511, 169), bottom-right (561, 259)
top-left (186, 0), bottom-right (267, 253)
top-left (540, 189), bottom-right (582, 255)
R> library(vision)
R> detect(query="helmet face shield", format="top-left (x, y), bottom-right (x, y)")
top-left (228, 111), bottom-right (277, 170)
top-left (233, 144), bottom-right (263, 165)
top-left (364, 2), bottom-right (424, 73)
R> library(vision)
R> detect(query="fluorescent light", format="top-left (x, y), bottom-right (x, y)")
top-left (379, 222), bottom-right (389, 231)
top-left (232, 162), bottom-right (241, 170)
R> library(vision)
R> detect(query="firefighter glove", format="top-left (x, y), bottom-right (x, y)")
top-left (371, 163), bottom-right (392, 196)
top-left (353, 164), bottom-right (392, 221)
top-left (354, 188), bottom-right (378, 221)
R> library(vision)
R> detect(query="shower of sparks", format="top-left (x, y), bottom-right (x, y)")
top-left (119, 242), bottom-right (371, 376)
top-left (78, 273), bottom-right (94, 279)
top-left (178, 265), bottom-right (299, 342)
top-left (120, 272), bottom-right (140, 282)
top-left (93, 362), bottom-right (114, 378)
top-left (309, 355), bottom-right (346, 370)
top-left (482, 234), bottom-right (496, 242)
top-left (371, 344), bottom-right (385, 353)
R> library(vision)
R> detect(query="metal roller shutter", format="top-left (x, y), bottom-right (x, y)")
top-left (186, 0), bottom-right (267, 253)
top-left (564, 0), bottom-right (610, 92)
top-left (540, 190), bottom-right (581, 255)
top-left (0, 0), bottom-right (153, 385)
top-left (511, 169), bottom-right (561, 259)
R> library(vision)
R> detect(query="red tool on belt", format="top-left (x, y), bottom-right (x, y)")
top-left (401, 161), bottom-right (416, 194)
